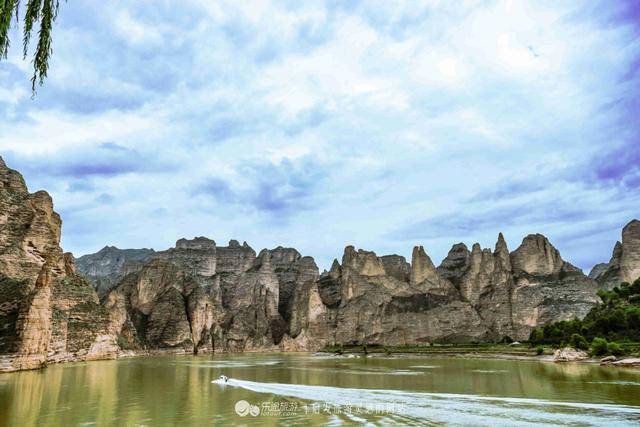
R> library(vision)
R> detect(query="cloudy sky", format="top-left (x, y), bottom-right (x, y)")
top-left (1, 0), bottom-right (639, 271)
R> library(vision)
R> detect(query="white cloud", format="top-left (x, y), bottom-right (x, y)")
top-left (1, 0), bottom-right (638, 271)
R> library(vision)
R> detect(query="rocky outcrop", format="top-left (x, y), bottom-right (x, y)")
top-left (428, 233), bottom-right (599, 342)
top-left (104, 239), bottom-right (319, 353)
top-left (0, 157), bottom-right (117, 371)
top-left (437, 243), bottom-right (470, 288)
top-left (89, 230), bottom-right (622, 351)
top-left (609, 358), bottom-right (640, 367)
top-left (600, 355), bottom-right (617, 364)
top-left (76, 246), bottom-right (154, 296)
top-left (507, 234), bottom-right (599, 339)
top-left (268, 247), bottom-right (319, 322)
top-left (553, 347), bottom-right (588, 362)
top-left (511, 234), bottom-right (575, 276)
top-left (591, 220), bottom-right (640, 290)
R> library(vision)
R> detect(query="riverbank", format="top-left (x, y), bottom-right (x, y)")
top-left (323, 343), bottom-right (545, 357)
top-left (4, 342), bottom-right (640, 374)
top-left (319, 343), bottom-right (640, 366)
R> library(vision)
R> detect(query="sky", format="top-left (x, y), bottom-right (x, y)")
top-left (1, 0), bottom-right (639, 272)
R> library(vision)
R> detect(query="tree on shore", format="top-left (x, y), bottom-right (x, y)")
top-left (530, 277), bottom-right (640, 356)
top-left (0, 0), bottom-right (64, 93)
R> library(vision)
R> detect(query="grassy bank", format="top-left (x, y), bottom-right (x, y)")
top-left (321, 341), bottom-right (640, 358)
top-left (321, 343), bottom-right (550, 357)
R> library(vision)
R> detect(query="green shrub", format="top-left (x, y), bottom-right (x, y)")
top-left (597, 289), bottom-right (610, 303)
top-left (535, 345), bottom-right (544, 355)
top-left (591, 337), bottom-right (608, 356)
top-left (607, 341), bottom-right (623, 356)
top-left (529, 328), bottom-right (543, 344)
top-left (608, 309), bottom-right (628, 330)
top-left (627, 307), bottom-right (640, 329)
top-left (528, 276), bottom-right (640, 345)
top-left (570, 333), bottom-right (589, 350)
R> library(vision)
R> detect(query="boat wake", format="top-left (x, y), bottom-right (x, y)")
top-left (213, 378), bottom-right (640, 425)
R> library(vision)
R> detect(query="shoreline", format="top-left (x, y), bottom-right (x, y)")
top-left (4, 347), bottom-right (640, 374)
top-left (315, 343), bottom-right (640, 367)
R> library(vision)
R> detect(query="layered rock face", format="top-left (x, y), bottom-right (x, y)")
top-left (303, 246), bottom-right (487, 347)
top-left (76, 246), bottom-right (154, 296)
top-left (92, 224), bottom-right (637, 352)
top-left (104, 238), bottom-right (319, 353)
top-left (590, 220), bottom-right (640, 290)
top-left (0, 157), bottom-right (117, 371)
top-left (283, 232), bottom-right (602, 348)
top-left (508, 235), bottom-right (599, 339)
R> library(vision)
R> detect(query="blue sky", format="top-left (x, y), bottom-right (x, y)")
top-left (1, 0), bottom-right (639, 271)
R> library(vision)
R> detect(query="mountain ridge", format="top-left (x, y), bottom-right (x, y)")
top-left (1, 155), bottom-right (638, 371)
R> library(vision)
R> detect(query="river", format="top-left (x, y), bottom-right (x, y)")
top-left (1, 353), bottom-right (640, 425)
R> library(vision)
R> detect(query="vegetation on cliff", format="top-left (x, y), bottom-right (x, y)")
top-left (529, 277), bottom-right (640, 355)
top-left (0, 275), bottom-right (28, 353)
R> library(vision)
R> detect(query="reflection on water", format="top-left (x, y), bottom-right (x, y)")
top-left (1, 353), bottom-right (639, 426)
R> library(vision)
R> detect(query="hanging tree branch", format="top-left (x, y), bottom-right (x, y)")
top-left (0, 0), bottom-right (63, 94)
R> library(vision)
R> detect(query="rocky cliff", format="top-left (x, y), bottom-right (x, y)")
top-left (97, 229), bottom-right (607, 354)
top-left (76, 246), bottom-right (154, 296)
top-left (284, 233), bottom-right (601, 349)
top-left (0, 157), bottom-right (117, 372)
top-left (589, 220), bottom-right (640, 290)
top-left (2, 157), bottom-right (639, 371)
top-left (102, 237), bottom-right (319, 354)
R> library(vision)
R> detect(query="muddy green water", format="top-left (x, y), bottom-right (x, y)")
top-left (1, 353), bottom-right (640, 426)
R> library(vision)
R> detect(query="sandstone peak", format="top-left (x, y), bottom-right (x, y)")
top-left (511, 234), bottom-right (564, 275)
top-left (257, 248), bottom-right (272, 266)
top-left (175, 237), bottom-right (216, 250)
top-left (589, 221), bottom-right (639, 289)
top-left (620, 219), bottom-right (640, 283)
top-left (510, 234), bottom-right (564, 276)
top-left (625, 219), bottom-right (640, 229)
top-left (440, 242), bottom-right (470, 262)
top-left (588, 262), bottom-right (609, 280)
top-left (380, 254), bottom-right (410, 282)
top-left (0, 158), bottom-right (29, 197)
top-left (495, 232), bottom-right (508, 252)
top-left (229, 239), bottom-right (240, 247)
top-left (341, 246), bottom-right (386, 276)
top-left (329, 258), bottom-right (341, 278)
top-left (437, 243), bottom-right (471, 286)
top-left (0, 155), bottom-right (5, 167)
top-left (494, 232), bottom-right (511, 269)
top-left (0, 157), bottom-right (116, 370)
top-left (410, 245), bottom-right (437, 285)
top-left (269, 246), bottom-right (302, 263)
top-left (611, 241), bottom-right (623, 263)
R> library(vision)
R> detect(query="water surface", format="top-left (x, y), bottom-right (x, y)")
top-left (1, 353), bottom-right (640, 425)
